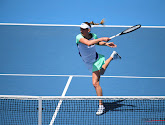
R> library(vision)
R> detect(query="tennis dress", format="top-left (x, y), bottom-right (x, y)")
top-left (76, 33), bottom-right (105, 72)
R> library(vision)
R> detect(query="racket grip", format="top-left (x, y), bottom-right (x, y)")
top-left (109, 33), bottom-right (120, 39)
top-left (109, 35), bottom-right (116, 39)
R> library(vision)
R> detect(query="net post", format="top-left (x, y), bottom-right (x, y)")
top-left (38, 96), bottom-right (42, 125)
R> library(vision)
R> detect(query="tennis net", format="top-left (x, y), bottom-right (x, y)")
top-left (0, 95), bottom-right (165, 125)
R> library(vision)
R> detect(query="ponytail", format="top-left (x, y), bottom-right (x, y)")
top-left (89, 18), bottom-right (105, 25)
top-left (83, 19), bottom-right (105, 28)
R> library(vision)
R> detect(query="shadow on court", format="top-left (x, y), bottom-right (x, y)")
top-left (103, 100), bottom-right (136, 114)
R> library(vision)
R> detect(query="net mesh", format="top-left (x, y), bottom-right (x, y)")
top-left (0, 96), bottom-right (165, 125)
top-left (0, 98), bottom-right (38, 125)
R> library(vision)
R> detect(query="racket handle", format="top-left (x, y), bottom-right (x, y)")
top-left (109, 33), bottom-right (120, 39)
top-left (109, 35), bottom-right (116, 39)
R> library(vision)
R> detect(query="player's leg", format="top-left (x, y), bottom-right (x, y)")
top-left (100, 51), bottom-right (121, 75)
top-left (100, 56), bottom-right (113, 75)
top-left (92, 70), bottom-right (102, 103)
top-left (92, 70), bottom-right (105, 115)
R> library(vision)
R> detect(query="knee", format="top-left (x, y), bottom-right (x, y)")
top-left (92, 81), bottom-right (99, 88)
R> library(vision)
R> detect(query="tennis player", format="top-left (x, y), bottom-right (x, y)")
top-left (76, 22), bottom-right (121, 115)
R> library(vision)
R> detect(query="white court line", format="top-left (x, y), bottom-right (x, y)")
top-left (0, 23), bottom-right (79, 27)
top-left (0, 74), bottom-right (165, 79)
top-left (49, 76), bottom-right (73, 125)
top-left (0, 23), bottom-right (165, 28)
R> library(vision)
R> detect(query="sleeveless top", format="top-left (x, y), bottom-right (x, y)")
top-left (76, 33), bottom-right (98, 63)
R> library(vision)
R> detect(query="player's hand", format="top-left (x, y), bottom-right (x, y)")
top-left (106, 42), bottom-right (117, 48)
top-left (101, 37), bottom-right (111, 42)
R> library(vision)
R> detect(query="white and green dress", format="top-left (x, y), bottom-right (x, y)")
top-left (76, 33), bottom-right (105, 72)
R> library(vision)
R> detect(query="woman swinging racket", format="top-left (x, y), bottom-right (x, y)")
top-left (76, 20), bottom-right (121, 115)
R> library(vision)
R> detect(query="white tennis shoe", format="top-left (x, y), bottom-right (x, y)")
top-left (110, 51), bottom-right (121, 59)
top-left (96, 105), bottom-right (105, 115)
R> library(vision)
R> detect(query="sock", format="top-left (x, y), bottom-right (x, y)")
top-left (110, 51), bottom-right (116, 58)
top-left (99, 105), bottom-right (105, 109)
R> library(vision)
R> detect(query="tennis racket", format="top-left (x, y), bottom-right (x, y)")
top-left (109, 24), bottom-right (141, 39)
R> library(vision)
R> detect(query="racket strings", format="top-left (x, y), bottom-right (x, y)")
top-left (123, 25), bottom-right (141, 34)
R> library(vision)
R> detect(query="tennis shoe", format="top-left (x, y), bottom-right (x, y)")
top-left (96, 105), bottom-right (105, 115)
top-left (111, 51), bottom-right (121, 59)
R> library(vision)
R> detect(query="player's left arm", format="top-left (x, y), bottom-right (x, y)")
top-left (93, 33), bottom-right (116, 48)
top-left (97, 41), bottom-right (117, 48)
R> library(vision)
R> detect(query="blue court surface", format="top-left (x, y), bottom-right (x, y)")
top-left (0, 24), bottom-right (165, 96)
top-left (0, 24), bottom-right (165, 125)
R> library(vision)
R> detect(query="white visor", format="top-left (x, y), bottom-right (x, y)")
top-left (80, 23), bottom-right (91, 29)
